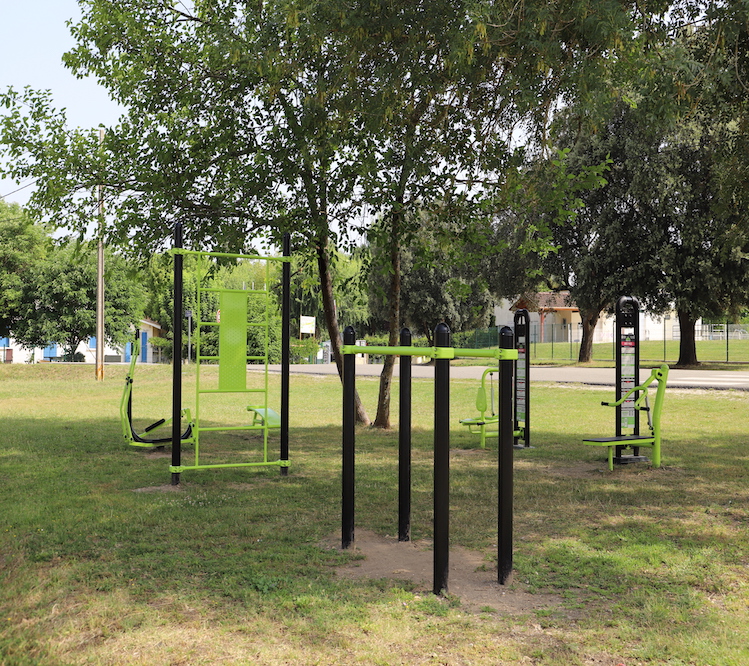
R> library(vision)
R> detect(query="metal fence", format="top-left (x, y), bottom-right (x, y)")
top-left (456, 323), bottom-right (749, 363)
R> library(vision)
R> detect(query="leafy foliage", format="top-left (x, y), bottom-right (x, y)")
top-left (12, 241), bottom-right (144, 358)
top-left (0, 201), bottom-right (50, 337)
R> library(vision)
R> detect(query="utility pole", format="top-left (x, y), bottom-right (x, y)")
top-left (95, 128), bottom-right (105, 381)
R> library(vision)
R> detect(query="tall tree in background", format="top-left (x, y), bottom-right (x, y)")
top-left (369, 211), bottom-right (495, 343)
top-left (13, 241), bottom-right (144, 359)
top-left (544, 104), bottom-right (667, 362)
top-left (0, 201), bottom-right (49, 337)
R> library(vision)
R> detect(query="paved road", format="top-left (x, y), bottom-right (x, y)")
top-left (264, 363), bottom-right (749, 390)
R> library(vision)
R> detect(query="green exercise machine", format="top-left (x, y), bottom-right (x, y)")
top-left (460, 309), bottom-right (531, 449)
top-left (169, 224), bottom-right (291, 485)
top-left (583, 296), bottom-right (669, 470)
top-left (120, 337), bottom-right (195, 448)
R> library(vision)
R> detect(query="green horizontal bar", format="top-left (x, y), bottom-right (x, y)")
top-left (197, 388), bottom-right (265, 394)
top-left (196, 425), bottom-right (265, 432)
top-left (457, 348), bottom-right (519, 360)
top-left (202, 287), bottom-right (267, 294)
top-left (173, 248), bottom-right (290, 262)
top-left (344, 345), bottom-right (431, 357)
top-left (341, 345), bottom-right (518, 361)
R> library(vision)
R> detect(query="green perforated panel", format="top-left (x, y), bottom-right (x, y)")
top-left (218, 291), bottom-right (248, 392)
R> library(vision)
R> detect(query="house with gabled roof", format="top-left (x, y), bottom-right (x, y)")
top-left (494, 292), bottom-right (680, 344)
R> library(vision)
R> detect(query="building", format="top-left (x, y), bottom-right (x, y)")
top-left (493, 292), bottom-right (682, 343)
top-left (0, 319), bottom-right (165, 364)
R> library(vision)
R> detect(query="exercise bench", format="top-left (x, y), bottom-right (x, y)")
top-left (583, 364), bottom-right (669, 471)
top-left (247, 406), bottom-right (281, 428)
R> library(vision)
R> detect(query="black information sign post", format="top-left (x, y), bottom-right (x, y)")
top-left (615, 296), bottom-right (647, 465)
top-left (513, 309), bottom-right (531, 449)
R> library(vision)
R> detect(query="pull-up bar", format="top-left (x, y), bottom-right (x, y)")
top-left (342, 324), bottom-right (518, 595)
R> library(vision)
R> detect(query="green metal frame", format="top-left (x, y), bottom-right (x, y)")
top-left (170, 248), bottom-right (290, 474)
top-left (583, 364), bottom-right (669, 471)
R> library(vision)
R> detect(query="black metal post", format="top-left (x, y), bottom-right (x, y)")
top-left (615, 296), bottom-right (642, 463)
top-left (342, 326), bottom-right (356, 549)
top-left (398, 327), bottom-right (412, 542)
top-left (171, 222), bottom-right (184, 486)
top-left (280, 233), bottom-right (291, 476)
top-left (433, 322), bottom-right (450, 595)
top-left (513, 309), bottom-right (531, 449)
top-left (498, 325), bottom-right (514, 584)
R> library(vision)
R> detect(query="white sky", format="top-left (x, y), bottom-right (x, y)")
top-left (0, 1), bottom-right (122, 205)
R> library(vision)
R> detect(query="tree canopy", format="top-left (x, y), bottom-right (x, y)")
top-left (0, 201), bottom-right (50, 338)
top-left (12, 241), bottom-right (144, 359)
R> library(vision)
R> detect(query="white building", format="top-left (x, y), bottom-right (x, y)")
top-left (494, 292), bottom-right (684, 343)
top-left (0, 319), bottom-right (165, 364)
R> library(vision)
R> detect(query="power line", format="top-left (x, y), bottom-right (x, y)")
top-left (0, 179), bottom-right (37, 200)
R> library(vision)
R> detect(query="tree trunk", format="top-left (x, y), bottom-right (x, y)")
top-left (317, 234), bottom-right (370, 425)
top-left (577, 308), bottom-right (601, 363)
top-left (676, 308), bottom-right (699, 367)
top-left (373, 237), bottom-right (401, 429)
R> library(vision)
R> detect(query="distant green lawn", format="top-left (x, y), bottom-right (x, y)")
top-left (1, 363), bottom-right (748, 665)
top-left (525, 338), bottom-right (749, 365)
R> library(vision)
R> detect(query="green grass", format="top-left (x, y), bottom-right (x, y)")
top-left (1, 363), bottom-right (749, 664)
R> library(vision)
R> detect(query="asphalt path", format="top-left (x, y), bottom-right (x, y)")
top-left (264, 363), bottom-right (749, 390)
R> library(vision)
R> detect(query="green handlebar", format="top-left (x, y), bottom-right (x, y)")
top-left (341, 345), bottom-right (518, 361)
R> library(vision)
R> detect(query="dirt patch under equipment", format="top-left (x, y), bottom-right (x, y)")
top-left (325, 529), bottom-right (562, 615)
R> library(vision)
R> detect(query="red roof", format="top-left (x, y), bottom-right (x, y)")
top-left (513, 291), bottom-right (577, 312)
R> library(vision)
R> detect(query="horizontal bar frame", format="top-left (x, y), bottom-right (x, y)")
top-left (341, 345), bottom-right (518, 361)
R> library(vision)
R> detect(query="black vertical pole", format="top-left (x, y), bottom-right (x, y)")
top-left (433, 322), bottom-right (450, 595)
top-left (398, 327), bottom-right (412, 542)
top-left (513, 309), bottom-right (530, 449)
top-left (171, 222), bottom-right (184, 486)
top-left (280, 233), bottom-right (291, 476)
top-left (498, 325), bottom-right (514, 585)
top-left (615, 296), bottom-right (640, 462)
top-left (342, 326), bottom-right (356, 549)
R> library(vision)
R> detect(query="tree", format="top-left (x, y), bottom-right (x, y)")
top-left (0, 201), bottom-right (49, 337)
top-left (543, 104), bottom-right (667, 362)
top-left (1, 0), bottom-right (676, 424)
top-left (13, 241), bottom-right (144, 359)
top-left (369, 212), bottom-right (495, 344)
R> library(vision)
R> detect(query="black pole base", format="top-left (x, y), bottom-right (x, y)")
top-left (171, 472), bottom-right (181, 486)
top-left (512, 444), bottom-right (535, 450)
top-left (280, 467), bottom-right (289, 477)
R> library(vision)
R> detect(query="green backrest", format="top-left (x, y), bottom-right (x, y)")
top-left (650, 364), bottom-right (669, 434)
top-left (476, 386), bottom-right (487, 414)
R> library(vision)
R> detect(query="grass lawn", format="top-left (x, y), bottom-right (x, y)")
top-left (1, 363), bottom-right (748, 665)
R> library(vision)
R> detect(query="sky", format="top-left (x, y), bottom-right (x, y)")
top-left (0, 1), bottom-right (122, 205)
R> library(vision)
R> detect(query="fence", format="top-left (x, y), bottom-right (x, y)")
top-left (460, 323), bottom-right (749, 363)
top-left (317, 322), bottom-right (749, 365)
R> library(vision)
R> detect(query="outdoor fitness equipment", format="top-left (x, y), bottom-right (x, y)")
top-left (459, 309), bottom-right (531, 449)
top-left (341, 324), bottom-right (519, 595)
top-left (459, 368), bottom-right (500, 448)
top-left (582, 296), bottom-right (670, 469)
top-left (120, 337), bottom-right (195, 448)
top-left (583, 364), bottom-right (669, 471)
top-left (169, 223), bottom-right (291, 486)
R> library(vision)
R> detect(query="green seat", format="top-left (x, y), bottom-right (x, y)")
top-left (583, 364), bottom-right (669, 471)
top-left (460, 369), bottom-right (499, 448)
top-left (247, 406), bottom-right (281, 428)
